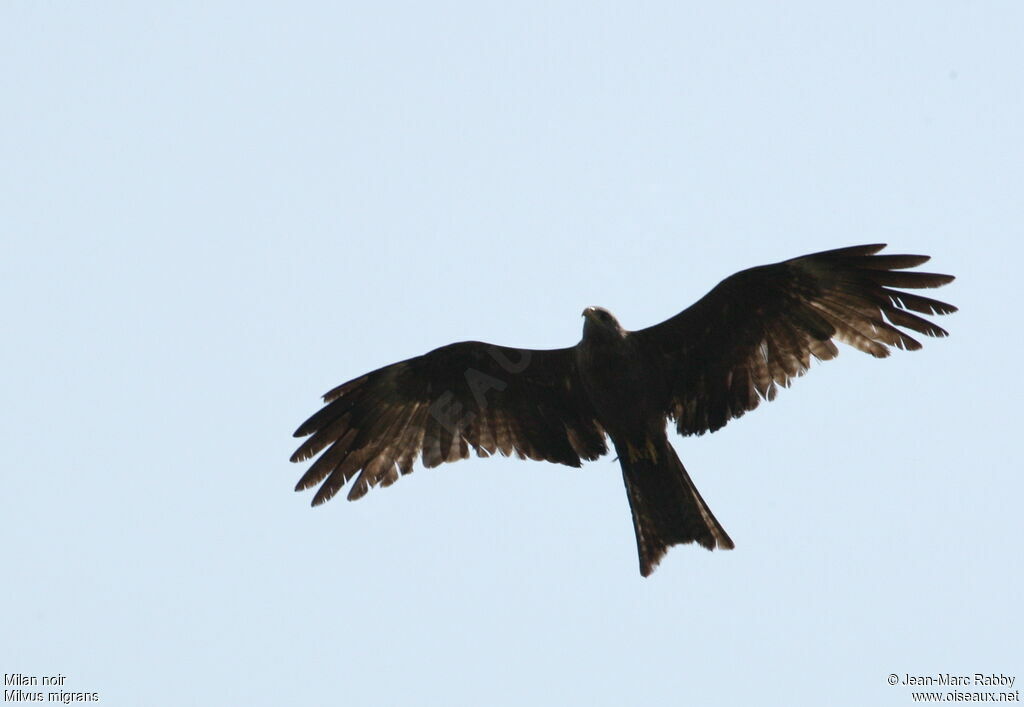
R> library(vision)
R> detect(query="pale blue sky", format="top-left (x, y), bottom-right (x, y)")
top-left (3, 3), bottom-right (1021, 706)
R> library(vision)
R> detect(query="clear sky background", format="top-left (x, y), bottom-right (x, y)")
top-left (3, 3), bottom-right (1020, 706)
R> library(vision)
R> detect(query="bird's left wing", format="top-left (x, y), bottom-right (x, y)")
top-left (291, 341), bottom-right (607, 505)
top-left (634, 244), bottom-right (956, 436)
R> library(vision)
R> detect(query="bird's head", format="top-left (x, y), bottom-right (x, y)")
top-left (582, 306), bottom-right (626, 340)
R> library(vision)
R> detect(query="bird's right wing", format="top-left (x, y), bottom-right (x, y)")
top-left (290, 341), bottom-right (607, 505)
top-left (635, 244), bottom-right (957, 436)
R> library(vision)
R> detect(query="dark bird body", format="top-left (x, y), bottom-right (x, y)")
top-left (574, 308), bottom-right (734, 568)
top-left (291, 245), bottom-right (955, 576)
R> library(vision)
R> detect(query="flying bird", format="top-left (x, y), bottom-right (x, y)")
top-left (290, 244), bottom-right (955, 576)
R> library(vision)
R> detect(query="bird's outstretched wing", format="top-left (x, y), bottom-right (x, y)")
top-left (291, 342), bottom-right (607, 505)
top-left (635, 244), bottom-right (957, 436)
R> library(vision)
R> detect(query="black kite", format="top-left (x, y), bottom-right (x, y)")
top-left (290, 244), bottom-right (955, 576)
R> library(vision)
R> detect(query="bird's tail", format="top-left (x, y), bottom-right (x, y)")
top-left (616, 436), bottom-right (734, 576)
